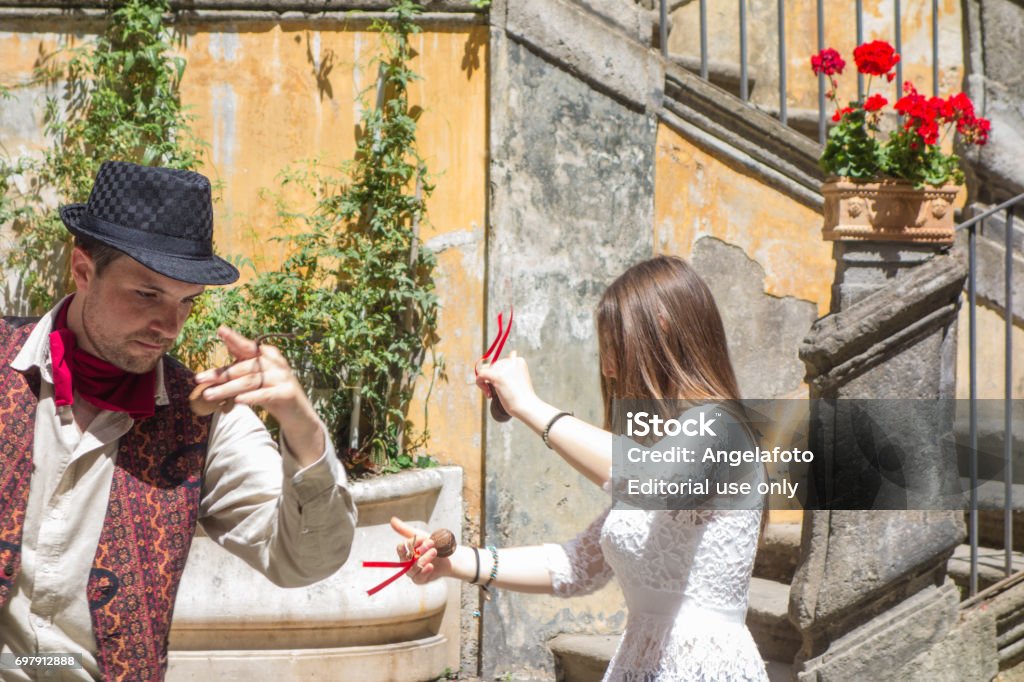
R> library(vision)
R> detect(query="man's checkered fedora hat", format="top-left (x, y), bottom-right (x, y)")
top-left (60, 161), bottom-right (239, 285)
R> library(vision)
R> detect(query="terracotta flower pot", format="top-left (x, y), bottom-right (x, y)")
top-left (821, 178), bottom-right (960, 244)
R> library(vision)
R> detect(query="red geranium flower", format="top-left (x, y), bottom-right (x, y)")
top-left (811, 48), bottom-right (846, 77)
top-left (959, 115), bottom-right (991, 145)
top-left (832, 106), bottom-right (855, 123)
top-left (853, 40), bottom-right (900, 77)
top-left (948, 92), bottom-right (975, 120)
top-left (810, 42), bottom-right (990, 186)
top-left (864, 94), bottom-right (888, 112)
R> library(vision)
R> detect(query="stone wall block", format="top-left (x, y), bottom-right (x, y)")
top-left (571, 0), bottom-right (656, 45)
top-left (690, 236), bottom-right (817, 398)
top-left (484, 22), bottom-right (655, 677)
top-left (897, 608), bottom-right (999, 682)
top-left (962, 0), bottom-right (1024, 202)
top-left (796, 580), bottom-right (960, 682)
top-left (506, 0), bottom-right (664, 112)
top-left (790, 511), bottom-right (964, 643)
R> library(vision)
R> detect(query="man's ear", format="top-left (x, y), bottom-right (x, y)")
top-left (69, 247), bottom-right (95, 292)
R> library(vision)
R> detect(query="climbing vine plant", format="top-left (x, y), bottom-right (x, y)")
top-left (1, 0), bottom-right (201, 313)
top-left (175, 0), bottom-right (440, 475)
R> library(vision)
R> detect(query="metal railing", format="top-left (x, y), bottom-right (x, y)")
top-left (658, 0), bottom-right (943, 143)
top-left (958, 194), bottom-right (1024, 596)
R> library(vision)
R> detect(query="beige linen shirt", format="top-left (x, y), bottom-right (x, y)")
top-left (0, 301), bottom-right (357, 681)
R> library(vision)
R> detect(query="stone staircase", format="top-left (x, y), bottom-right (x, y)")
top-left (548, 521), bottom-right (803, 681)
top-left (548, 514), bottom-right (1024, 680)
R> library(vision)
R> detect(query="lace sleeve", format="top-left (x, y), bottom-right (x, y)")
top-left (543, 508), bottom-right (615, 597)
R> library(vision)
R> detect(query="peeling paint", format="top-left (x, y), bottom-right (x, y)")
top-left (310, 31), bottom-right (321, 71)
top-left (207, 32), bottom-right (241, 62)
top-left (210, 83), bottom-right (237, 172)
top-left (423, 227), bottom-right (481, 253)
top-left (655, 124), bottom-right (832, 315)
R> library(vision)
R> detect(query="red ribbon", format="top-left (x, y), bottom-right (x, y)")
top-left (476, 307), bottom-right (514, 375)
top-left (365, 311), bottom-right (516, 597)
top-left (363, 555), bottom-right (419, 596)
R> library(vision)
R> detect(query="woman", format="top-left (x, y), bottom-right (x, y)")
top-left (394, 256), bottom-right (768, 681)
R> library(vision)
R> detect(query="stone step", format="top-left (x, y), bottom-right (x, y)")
top-left (755, 522), bottom-right (802, 584)
top-left (549, 632), bottom-right (795, 682)
top-left (548, 633), bottom-right (618, 682)
top-left (548, 577), bottom-right (800, 681)
top-left (948, 543), bottom-right (1024, 596)
top-left (960, 479), bottom-right (1024, 550)
top-left (748, 576), bottom-right (802, 663)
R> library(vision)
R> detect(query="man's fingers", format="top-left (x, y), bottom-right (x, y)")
top-left (217, 325), bottom-right (260, 360)
top-left (195, 357), bottom-right (261, 386)
top-left (200, 372), bottom-right (267, 402)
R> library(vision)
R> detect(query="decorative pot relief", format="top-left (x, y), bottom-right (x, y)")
top-left (821, 179), bottom-right (960, 244)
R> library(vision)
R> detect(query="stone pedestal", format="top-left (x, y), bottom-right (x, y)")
top-left (791, 244), bottom-right (995, 680)
top-left (828, 242), bottom-right (950, 313)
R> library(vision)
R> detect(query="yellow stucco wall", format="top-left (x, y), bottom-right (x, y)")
top-left (178, 25), bottom-right (488, 519)
top-left (654, 123), bottom-right (834, 317)
top-left (0, 21), bottom-right (489, 518)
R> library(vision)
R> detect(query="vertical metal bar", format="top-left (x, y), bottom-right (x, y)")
top-left (1007, 208), bottom-right (1015, 576)
top-left (777, 0), bottom-right (786, 125)
top-left (660, 0), bottom-right (668, 59)
top-left (700, 0), bottom-right (708, 79)
top-left (970, 223), bottom-right (979, 596)
top-left (856, 0), bottom-right (864, 100)
top-left (817, 0), bottom-right (825, 143)
top-left (932, 0), bottom-right (940, 96)
top-left (895, 0), bottom-right (903, 90)
top-left (740, 0), bottom-right (748, 101)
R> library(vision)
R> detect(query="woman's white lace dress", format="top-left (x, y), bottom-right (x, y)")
top-left (544, 507), bottom-right (767, 681)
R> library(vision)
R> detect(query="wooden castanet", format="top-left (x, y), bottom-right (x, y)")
top-left (489, 393), bottom-right (511, 422)
top-left (189, 382), bottom-right (233, 416)
top-left (430, 528), bottom-right (456, 558)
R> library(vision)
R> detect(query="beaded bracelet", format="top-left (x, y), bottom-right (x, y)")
top-left (480, 545), bottom-right (499, 600)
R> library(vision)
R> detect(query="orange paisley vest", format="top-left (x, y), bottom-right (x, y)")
top-left (0, 319), bottom-right (210, 681)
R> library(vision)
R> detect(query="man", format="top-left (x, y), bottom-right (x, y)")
top-left (0, 162), bottom-right (357, 681)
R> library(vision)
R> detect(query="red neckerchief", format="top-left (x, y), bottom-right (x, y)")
top-left (49, 297), bottom-right (156, 420)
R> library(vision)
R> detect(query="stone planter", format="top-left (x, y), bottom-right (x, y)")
top-left (167, 466), bottom-right (462, 682)
top-left (821, 178), bottom-right (960, 244)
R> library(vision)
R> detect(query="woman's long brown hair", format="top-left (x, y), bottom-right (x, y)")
top-left (597, 255), bottom-right (742, 428)
top-left (597, 255), bottom-right (766, 529)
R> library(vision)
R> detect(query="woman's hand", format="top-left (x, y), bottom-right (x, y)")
top-left (476, 352), bottom-right (541, 420)
top-left (391, 517), bottom-right (446, 584)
